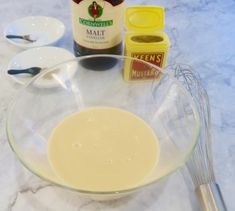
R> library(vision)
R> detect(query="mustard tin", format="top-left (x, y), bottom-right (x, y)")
top-left (124, 6), bottom-right (170, 81)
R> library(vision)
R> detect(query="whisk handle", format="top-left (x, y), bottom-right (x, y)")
top-left (196, 183), bottom-right (227, 211)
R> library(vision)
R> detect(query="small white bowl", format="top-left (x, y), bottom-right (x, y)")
top-left (6, 46), bottom-right (76, 87)
top-left (4, 16), bottom-right (65, 48)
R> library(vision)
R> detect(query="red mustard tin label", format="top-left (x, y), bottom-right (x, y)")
top-left (129, 52), bottom-right (164, 80)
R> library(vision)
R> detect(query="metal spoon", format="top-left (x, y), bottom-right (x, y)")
top-left (8, 67), bottom-right (42, 76)
top-left (6, 34), bottom-right (36, 43)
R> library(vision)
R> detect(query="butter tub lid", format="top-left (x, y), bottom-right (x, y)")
top-left (125, 6), bottom-right (165, 31)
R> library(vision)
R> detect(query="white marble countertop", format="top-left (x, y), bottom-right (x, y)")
top-left (0, 0), bottom-right (234, 210)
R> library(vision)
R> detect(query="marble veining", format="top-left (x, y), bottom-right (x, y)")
top-left (0, 0), bottom-right (234, 210)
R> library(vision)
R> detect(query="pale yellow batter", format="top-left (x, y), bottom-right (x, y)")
top-left (48, 107), bottom-right (159, 191)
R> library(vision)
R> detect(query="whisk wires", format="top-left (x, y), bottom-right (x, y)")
top-left (169, 64), bottom-right (215, 187)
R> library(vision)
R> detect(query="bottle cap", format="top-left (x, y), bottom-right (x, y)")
top-left (125, 6), bottom-right (165, 31)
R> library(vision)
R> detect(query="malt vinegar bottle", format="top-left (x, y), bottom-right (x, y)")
top-left (71, 0), bottom-right (124, 70)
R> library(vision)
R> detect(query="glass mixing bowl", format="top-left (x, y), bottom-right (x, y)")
top-left (6, 55), bottom-right (199, 200)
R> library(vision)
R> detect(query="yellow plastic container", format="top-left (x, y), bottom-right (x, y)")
top-left (124, 6), bottom-right (170, 81)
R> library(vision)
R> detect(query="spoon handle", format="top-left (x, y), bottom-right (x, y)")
top-left (6, 35), bottom-right (25, 39)
top-left (8, 69), bottom-right (32, 75)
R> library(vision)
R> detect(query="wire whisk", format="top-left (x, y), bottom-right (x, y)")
top-left (166, 64), bottom-right (227, 211)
